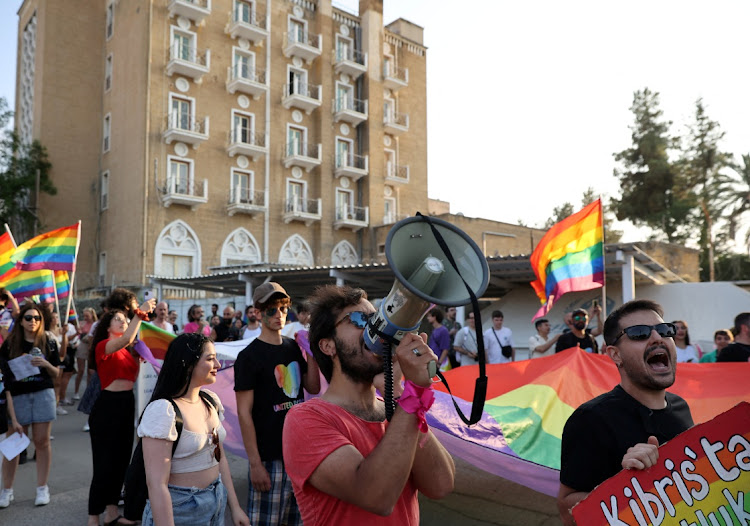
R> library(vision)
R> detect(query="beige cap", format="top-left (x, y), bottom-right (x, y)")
top-left (253, 282), bottom-right (289, 306)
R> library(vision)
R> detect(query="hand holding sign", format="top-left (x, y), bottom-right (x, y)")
top-left (621, 435), bottom-right (659, 471)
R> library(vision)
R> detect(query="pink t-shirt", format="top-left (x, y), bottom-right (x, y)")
top-left (283, 398), bottom-right (419, 525)
top-left (182, 321), bottom-right (210, 336)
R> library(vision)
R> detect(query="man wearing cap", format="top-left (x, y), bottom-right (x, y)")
top-left (234, 282), bottom-right (321, 526)
top-left (555, 307), bottom-right (601, 354)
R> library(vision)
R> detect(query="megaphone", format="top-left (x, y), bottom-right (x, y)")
top-left (364, 216), bottom-right (490, 368)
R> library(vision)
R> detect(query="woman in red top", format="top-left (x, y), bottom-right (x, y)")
top-left (86, 298), bottom-right (155, 526)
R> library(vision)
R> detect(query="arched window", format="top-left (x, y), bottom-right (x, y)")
top-left (221, 228), bottom-right (261, 267)
top-left (278, 234), bottom-right (313, 266)
top-left (331, 240), bottom-right (358, 266)
top-left (154, 220), bottom-right (201, 276)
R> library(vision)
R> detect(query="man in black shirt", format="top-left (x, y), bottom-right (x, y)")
top-left (557, 299), bottom-right (693, 526)
top-left (717, 312), bottom-right (750, 362)
top-left (556, 307), bottom-right (600, 353)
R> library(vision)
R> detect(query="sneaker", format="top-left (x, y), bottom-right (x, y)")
top-left (0, 489), bottom-right (13, 508)
top-left (61, 398), bottom-right (73, 406)
top-left (56, 406), bottom-right (68, 415)
top-left (72, 393), bottom-right (80, 401)
top-left (35, 485), bottom-right (50, 506)
top-left (82, 423), bottom-right (90, 432)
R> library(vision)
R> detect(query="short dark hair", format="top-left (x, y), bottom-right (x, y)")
top-left (714, 329), bottom-right (733, 341)
top-left (308, 285), bottom-right (368, 382)
top-left (255, 293), bottom-right (291, 312)
top-left (429, 307), bottom-right (444, 324)
top-left (108, 287), bottom-right (138, 317)
top-left (603, 299), bottom-right (664, 346)
top-left (534, 318), bottom-right (549, 330)
top-left (492, 310), bottom-right (504, 319)
top-left (733, 312), bottom-right (750, 335)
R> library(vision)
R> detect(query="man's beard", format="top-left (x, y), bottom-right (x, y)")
top-left (334, 335), bottom-right (382, 384)
top-left (574, 321), bottom-right (587, 331)
top-left (248, 315), bottom-right (257, 323)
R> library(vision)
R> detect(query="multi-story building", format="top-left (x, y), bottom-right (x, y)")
top-left (13, 0), bottom-right (428, 295)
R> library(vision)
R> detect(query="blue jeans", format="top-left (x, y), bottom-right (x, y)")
top-left (142, 475), bottom-right (227, 526)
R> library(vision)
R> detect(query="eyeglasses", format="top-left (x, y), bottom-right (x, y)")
top-left (211, 427), bottom-right (221, 463)
top-left (611, 323), bottom-right (676, 345)
top-left (335, 311), bottom-right (374, 329)
top-left (23, 315), bottom-right (42, 322)
top-left (572, 315), bottom-right (587, 321)
top-left (264, 306), bottom-right (288, 317)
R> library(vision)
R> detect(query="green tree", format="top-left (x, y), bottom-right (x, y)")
top-left (543, 201), bottom-right (574, 229)
top-left (612, 88), bottom-right (694, 243)
top-left (726, 154), bottom-right (750, 249)
top-left (580, 187), bottom-right (623, 243)
top-left (0, 97), bottom-right (56, 239)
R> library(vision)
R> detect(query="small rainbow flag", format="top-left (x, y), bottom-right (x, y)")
top-left (530, 199), bottom-right (603, 319)
top-left (67, 307), bottom-right (77, 323)
top-left (4, 269), bottom-right (56, 302)
top-left (139, 321), bottom-right (176, 361)
top-left (0, 230), bottom-right (20, 283)
top-left (11, 222), bottom-right (80, 272)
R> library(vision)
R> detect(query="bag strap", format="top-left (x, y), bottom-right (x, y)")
top-left (491, 327), bottom-right (502, 347)
top-left (167, 399), bottom-right (184, 457)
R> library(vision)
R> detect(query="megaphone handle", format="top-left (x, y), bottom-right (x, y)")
top-left (383, 342), bottom-right (395, 422)
top-left (428, 360), bottom-right (438, 378)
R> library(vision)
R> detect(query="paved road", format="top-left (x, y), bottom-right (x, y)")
top-left (2, 384), bottom-right (559, 525)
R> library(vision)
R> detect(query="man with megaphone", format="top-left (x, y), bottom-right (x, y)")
top-left (282, 285), bottom-right (455, 525)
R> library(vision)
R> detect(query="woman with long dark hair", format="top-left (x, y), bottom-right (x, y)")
top-left (0, 302), bottom-right (61, 508)
top-left (672, 320), bottom-right (703, 363)
top-left (139, 333), bottom-right (248, 526)
top-left (86, 298), bottom-right (155, 526)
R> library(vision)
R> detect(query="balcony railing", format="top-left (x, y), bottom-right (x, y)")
top-left (226, 64), bottom-right (267, 98)
top-left (283, 31), bottom-right (322, 63)
top-left (333, 47), bottom-right (367, 78)
top-left (161, 176), bottom-right (208, 210)
top-left (385, 162), bottom-right (409, 183)
top-left (162, 112), bottom-right (209, 148)
top-left (284, 197), bottom-right (322, 225)
top-left (333, 96), bottom-right (368, 125)
top-left (334, 204), bottom-right (369, 231)
top-left (226, 129), bottom-right (267, 160)
top-left (282, 82), bottom-right (322, 114)
top-left (383, 63), bottom-right (409, 91)
top-left (284, 141), bottom-right (322, 171)
top-left (168, 0), bottom-right (211, 25)
top-left (334, 152), bottom-right (369, 180)
top-left (227, 186), bottom-right (266, 216)
top-left (383, 111), bottom-right (409, 135)
top-left (225, 8), bottom-right (268, 44)
top-left (167, 43), bottom-right (211, 82)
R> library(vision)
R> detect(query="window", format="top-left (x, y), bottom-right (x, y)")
top-left (287, 67), bottom-right (307, 96)
top-left (168, 157), bottom-right (191, 195)
top-left (234, 0), bottom-right (255, 24)
top-left (98, 252), bottom-right (107, 286)
top-left (383, 55), bottom-right (393, 76)
top-left (233, 49), bottom-right (255, 80)
top-left (155, 220), bottom-right (201, 277)
top-left (105, 54), bottom-right (113, 92)
top-left (385, 149), bottom-right (396, 177)
top-left (160, 254), bottom-right (194, 277)
top-left (101, 171), bottom-right (109, 211)
top-left (221, 228), bottom-right (261, 267)
top-left (231, 169), bottom-right (254, 203)
top-left (335, 35), bottom-right (352, 62)
top-left (106, 3), bottom-right (114, 40)
top-left (384, 97), bottom-right (395, 121)
top-left (232, 111), bottom-right (254, 144)
top-left (171, 29), bottom-right (195, 62)
top-left (288, 18), bottom-right (305, 44)
top-left (287, 125), bottom-right (305, 156)
top-left (335, 82), bottom-right (352, 111)
top-left (103, 114), bottom-right (111, 152)
top-left (384, 197), bottom-right (397, 224)
top-left (335, 189), bottom-right (353, 220)
top-left (287, 180), bottom-right (305, 211)
top-left (170, 96), bottom-right (192, 130)
top-left (336, 138), bottom-right (352, 167)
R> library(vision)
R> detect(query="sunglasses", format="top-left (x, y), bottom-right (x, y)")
top-left (24, 315), bottom-right (42, 322)
top-left (611, 323), bottom-right (676, 345)
top-left (211, 427), bottom-right (221, 463)
top-left (335, 311), bottom-right (375, 329)
top-left (572, 315), bottom-right (587, 321)
top-left (264, 306), bottom-right (288, 317)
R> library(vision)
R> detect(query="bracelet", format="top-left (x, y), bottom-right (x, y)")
top-left (397, 380), bottom-right (435, 439)
top-left (134, 308), bottom-right (150, 321)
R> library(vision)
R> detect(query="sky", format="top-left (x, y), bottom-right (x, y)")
top-left (2, 0), bottom-right (749, 245)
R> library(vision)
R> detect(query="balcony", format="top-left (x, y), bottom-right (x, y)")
top-left (166, 43), bottom-right (211, 83)
top-left (282, 83), bottom-right (322, 114)
top-left (225, 10), bottom-right (268, 45)
top-left (334, 204), bottom-right (369, 231)
top-left (168, 0), bottom-right (211, 25)
top-left (283, 31), bottom-right (322, 63)
top-left (226, 130), bottom-right (267, 161)
top-left (284, 197), bottom-right (322, 225)
top-left (227, 187), bottom-right (266, 217)
top-left (382, 212), bottom-right (410, 226)
top-left (383, 63), bottom-right (409, 91)
top-left (226, 65), bottom-right (267, 99)
top-left (385, 162), bottom-right (409, 184)
top-left (334, 153), bottom-right (368, 181)
top-left (162, 113), bottom-right (209, 149)
top-left (283, 142), bottom-right (321, 172)
top-left (383, 111), bottom-right (409, 136)
top-left (333, 48), bottom-right (367, 78)
top-left (333, 97), bottom-right (368, 126)
top-left (161, 176), bottom-right (208, 210)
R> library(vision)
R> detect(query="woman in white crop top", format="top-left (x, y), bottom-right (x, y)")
top-left (138, 333), bottom-right (249, 526)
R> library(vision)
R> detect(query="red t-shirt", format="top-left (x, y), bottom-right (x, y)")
top-left (283, 398), bottom-right (419, 525)
top-left (95, 338), bottom-right (139, 389)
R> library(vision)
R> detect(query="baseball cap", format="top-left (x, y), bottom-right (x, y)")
top-left (253, 282), bottom-right (289, 306)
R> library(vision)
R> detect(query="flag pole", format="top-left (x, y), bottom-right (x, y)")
top-left (63, 220), bottom-right (82, 327)
top-left (5, 224), bottom-right (17, 248)
top-left (599, 197), bottom-right (607, 319)
top-left (52, 270), bottom-right (60, 319)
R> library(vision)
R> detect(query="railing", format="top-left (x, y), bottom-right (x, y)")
top-left (173, 0), bottom-right (210, 9)
top-left (336, 204), bottom-right (368, 222)
top-left (335, 47), bottom-right (366, 66)
top-left (170, 43), bottom-right (209, 67)
top-left (165, 112), bottom-right (207, 133)
top-left (382, 213), bottom-right (409, 225)
top-left (229, 128), bottom-right (266, 147)
top-left (229, 185), bottom-right (265, 206)
top-left (286, 197), bottom-right (320, 214)
top-left (385, 162), bottom-right (409, 182)
top-left (286, 141), bottom-right (319, 158)
top-left (383, 63), bottom-right (409, 83)
top-left (333, 96), bottom-right (366, 114)
top-left (286, 31), bottom-right (321, 49)
top-left (231, 7), bottom-right (266, 29)
top-left (336, 152), bottom-right (367, 170)
top-left (384, 111), bottom-right (409, 128)
top-left (284, 82), bottom-right (320, 100)
top-left (165, 175), bottom-right (205, 197)
top-left (228, 64), bottom-right (266, 84)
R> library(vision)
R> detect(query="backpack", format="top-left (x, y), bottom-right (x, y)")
top-left (123, 390), bottom-right (218, 521)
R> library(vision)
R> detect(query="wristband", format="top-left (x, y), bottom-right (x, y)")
top-left (397, 380), bottom-right (435, 440)
top-left (134, 308), bottom-right (150, 321)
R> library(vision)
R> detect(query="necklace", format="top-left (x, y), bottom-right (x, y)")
top-left (177, 396), bottom-right (201, 404)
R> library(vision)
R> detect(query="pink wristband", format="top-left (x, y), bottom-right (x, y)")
top-left (397, 380), bottom-right (435, 438)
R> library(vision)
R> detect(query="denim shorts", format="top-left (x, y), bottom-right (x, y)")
top-left (142, 475), bottom-right (227, 526)
top-left (12, 388), bottom-right (57, 426)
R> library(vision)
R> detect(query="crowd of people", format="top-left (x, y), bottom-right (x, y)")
top-left (0, 282), bottom-right (748, 525)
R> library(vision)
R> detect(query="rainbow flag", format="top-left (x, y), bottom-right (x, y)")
top-left (427, 349), bottom-right (750, 497)
top-left (530, 199), bottom-right (603, 319)
top-left (11, 222), bottom-right (80, 272)
top-left (139, 321), bottom-right (176, 361)
top-left (0, 230), bottom-right (20, 283)
top-left (67, 307), bottom-right (77, 323)
top-left (4, 269), bottom-right (56, 302)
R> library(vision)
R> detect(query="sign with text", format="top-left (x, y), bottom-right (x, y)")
top-left (572, 402), bottom-right (750, 526)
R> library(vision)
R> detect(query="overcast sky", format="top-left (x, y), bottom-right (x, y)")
top-left (2, 0), bottom-right (749, 246)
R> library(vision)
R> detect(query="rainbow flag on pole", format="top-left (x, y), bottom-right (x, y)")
top-left (11, 222), bottom-right (81, 272)
top-left (0, 230), bottom-right (20, 283)
top-left (4, 269), bottom-right (56, 302)
top-left (530, 199), bottom-right (604, 319)
top-left (139, 322), bottom-right (176, 361)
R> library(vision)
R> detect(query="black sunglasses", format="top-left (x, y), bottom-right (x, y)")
top-left (264, 306), bottom-right (288, 317)
top-left (24, 315), bottom-right (42, 322)
top-left (335, 311), bottom-right (374, 329)
top-left (611, 323), bottom-right (676, 345)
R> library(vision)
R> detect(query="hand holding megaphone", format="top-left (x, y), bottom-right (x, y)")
top-left (395, 333), bottom-right (439, 387)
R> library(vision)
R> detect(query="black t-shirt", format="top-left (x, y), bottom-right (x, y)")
top-left (560, 385), bottom-right (693, 492)
top-left (213, 321), bottom-right (239, 342)
top-left (234, 336), bottom-right (308, 461)
top-left (716, 341), bottom-right (750, 362)
top-left (0, 338), bottom-right (61, 396)
top-left (556, 330), bottom-right (598, 354)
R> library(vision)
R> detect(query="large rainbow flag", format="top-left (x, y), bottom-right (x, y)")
top-left (530, 199), bottom-right (603, 319)
top-left (3, 269), bottom-right (56, 302)
top-left (0, 230), bottom-right (20, 283)
top-left (10, 222), bottom-right (80, 272)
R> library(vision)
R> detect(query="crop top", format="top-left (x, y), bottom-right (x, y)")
top-left (95, 339), bottom-right (140, 389)
top-left (137, 389), bottom-right (226, 474)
